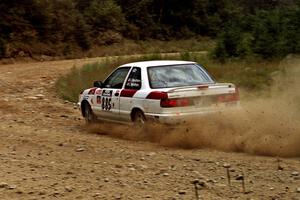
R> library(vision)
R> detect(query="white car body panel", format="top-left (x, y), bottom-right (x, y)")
top-left (78, 60), bottom-right (240, 124)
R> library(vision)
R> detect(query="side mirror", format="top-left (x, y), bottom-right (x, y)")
top-left (93, 81), bottom-right (103, 88)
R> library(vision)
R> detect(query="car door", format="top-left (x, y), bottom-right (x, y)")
top-left (119, 67), bottom-right (142, 121)
top-left (93, 67), bottom-right (131, 121)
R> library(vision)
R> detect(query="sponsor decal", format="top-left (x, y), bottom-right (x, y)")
top-left (102, 97), bottom-right (112, 111)
top-left (102, 90), bottom-right (112, 97)
top-left (96, 96), bottom-right (101, 104)
top-left (126, 78), bottom-right (141, 87)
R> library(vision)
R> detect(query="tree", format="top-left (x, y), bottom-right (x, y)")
top-left (84, 0), bottom-right (125, 31)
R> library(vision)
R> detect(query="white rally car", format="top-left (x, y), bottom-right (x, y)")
top-left (78, 60), bottom-right (239, 125)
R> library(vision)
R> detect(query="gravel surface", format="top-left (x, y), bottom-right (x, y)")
top-left (0, 58), bottom-right (300, 200)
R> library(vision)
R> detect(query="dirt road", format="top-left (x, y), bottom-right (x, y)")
top-left (0, 58), bottom-right (300, 200)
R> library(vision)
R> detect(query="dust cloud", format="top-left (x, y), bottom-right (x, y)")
top-left (87, 57), bottom-right (300, 157)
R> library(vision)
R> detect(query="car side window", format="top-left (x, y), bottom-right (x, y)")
top-left (125, 67), bottom-right (142, 90)
top-left (103, 67), bottom-right (130, 89)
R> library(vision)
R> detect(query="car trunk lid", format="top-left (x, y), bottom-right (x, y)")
top-left (161, 83), bottom-right (239, 108)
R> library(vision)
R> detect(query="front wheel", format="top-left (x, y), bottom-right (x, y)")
top-left (84, 103), bottom-right (96, 124)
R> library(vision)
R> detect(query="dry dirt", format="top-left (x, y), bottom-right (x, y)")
top-left (0, 57), bottom-right (300, 200)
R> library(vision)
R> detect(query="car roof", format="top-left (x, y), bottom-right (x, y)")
top-left (120, 60), bottom-right (196, 68)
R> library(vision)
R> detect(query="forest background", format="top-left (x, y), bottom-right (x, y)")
top-left (1, 0), bottom-right (300, 61)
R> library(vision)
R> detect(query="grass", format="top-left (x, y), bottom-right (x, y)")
top-left (86, 38), bottom-right (214, 58)
top-left (56, 52), bottom-right (283, 102)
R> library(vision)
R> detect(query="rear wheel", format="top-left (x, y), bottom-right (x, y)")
top-left (84, 103), bottom-right (96, 124)
top-left (132, 110), bottom-right (146, 127)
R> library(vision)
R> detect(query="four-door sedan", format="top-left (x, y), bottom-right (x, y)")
top-left (78, 60), bottom-right (239, 125)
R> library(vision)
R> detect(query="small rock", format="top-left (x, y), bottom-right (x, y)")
top-left (129, 167), bottom-right (136, 171)
top-left (146, 152), bottom-right (156, 156)
top-left (296, 187), bottom-right (300, 193)
top-left (26, 96), bottom-right (38, 100)
top-left (140, 165), bottom-right (148, 170)
top-left (291, 171), bottom-right (299, 176)
top-left (93, 193), bottom-right (101, 197)
top-left (28, 191), bottom-right (35, 195)
top-left (57, 143), bottom-right (64, 147)
top-left (178, 190), bottom-right (186, 195)
top-left (0, 182), bottom-right (8, 188)
top-left (38, 191), bottom-right (46, 195)
top-left (223, 163), bottom-right (231, 168)
top-left (127, 163), bottom-right (135, 167)
top-left (35, 94), bottom-right (45, 99)
top-left (104, 178), bottom-right (109, 182)
top-left (114, 194), bottom-right (122, 199)
top-left (115, 164), bottom-right (122, 168)
top-left (163, 173), bottom-right (169, 177)
top-left (15, 189), bottom-right (24, 194)
top-left (65, 186), bottom-right (73, 192)
top-left (8, 185), bottom-right (17, 190)
top-left (75, 148), bottom-right (85, 152)
top-left (236, 175), bottom-right (244, 180)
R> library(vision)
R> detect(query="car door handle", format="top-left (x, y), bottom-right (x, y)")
top-left (115, 93), bottom-right (119, 97)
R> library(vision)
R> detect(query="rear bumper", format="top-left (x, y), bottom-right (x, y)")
top-left (145, 106), bottom-right (240, 125)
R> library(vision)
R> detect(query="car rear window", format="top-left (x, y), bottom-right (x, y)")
top-left (148, 64), bottom-right (214, 89)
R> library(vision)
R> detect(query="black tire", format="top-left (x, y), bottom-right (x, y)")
top-left (84, 103), bottom-right (96, 124)
top-left (132, 110), bottom-right (146, 126)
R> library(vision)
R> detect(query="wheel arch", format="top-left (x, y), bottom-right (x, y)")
top-left (130, 107), bottom-right (145, 122)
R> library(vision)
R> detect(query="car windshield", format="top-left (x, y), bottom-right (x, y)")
top-left (148, 64), bottom-right (214, 89)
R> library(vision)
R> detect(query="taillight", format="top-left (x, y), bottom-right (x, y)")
top-left (218, 87), bottom-right (239, 102)
top-left (146, 91), bottom-right (191, 108)
top-left (146, 91), bottom-right (168, 100)
top-left (161, 98), bottom-right (190, 107)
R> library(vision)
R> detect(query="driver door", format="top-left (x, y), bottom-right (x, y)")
top-left (93, 67), bottom-right (131, 121)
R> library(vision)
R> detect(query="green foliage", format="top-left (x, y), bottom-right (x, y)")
top-left (84, 0), bottom-right (125, 31)
top-left (56, 62), bottom-right (112, 102)
top-left (0, 0), bottom-right (300, 59)
top-left (213, 2), bottom-right (300, 60)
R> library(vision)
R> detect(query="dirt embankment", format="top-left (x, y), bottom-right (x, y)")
top-left (0, 57), bottom-right (300, 200)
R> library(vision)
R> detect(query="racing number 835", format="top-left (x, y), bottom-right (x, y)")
top-left (102, 97), bottom-right (112, 111)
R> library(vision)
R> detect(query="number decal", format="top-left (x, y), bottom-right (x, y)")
top-left (101, 97), bottom-right (112, 111)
